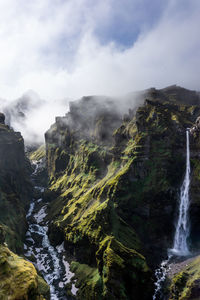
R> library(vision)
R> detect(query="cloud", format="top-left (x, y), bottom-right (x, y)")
top-left (3, 91), bottom-right (70, 145)
top-left (1, 0), bottom-right (198, 101)
top-left (0, 0), bottom-right (200, 144)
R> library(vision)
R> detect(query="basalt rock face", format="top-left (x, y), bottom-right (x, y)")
top-left (0, 113), bottom-right (32, 253)
top-left (0, 114), bottom-right (50, 299)
top-left (45, 87), bottom-right (200, 299)
top-left (0, 112), bottom-right (5, 124)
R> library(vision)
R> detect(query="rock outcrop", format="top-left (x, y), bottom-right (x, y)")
top-left (0, 112), bottom-right (5, 124)
top-left (0, 113), bottom-right (50, 299)
top-left (168, 255), bottom-right (200, 299)
top-left (0, 113), bottom-right (32, 252)
top-left (0, 244), bottom-right (50, 300)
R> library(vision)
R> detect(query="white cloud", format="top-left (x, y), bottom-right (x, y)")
top-left (0, 0), bottom-right (199, 101)
top-left (0, 0), bottom-right (200, 143)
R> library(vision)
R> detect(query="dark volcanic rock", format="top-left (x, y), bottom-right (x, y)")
top-left (0, 119), bottom-right (32, 253)
top-left (0, 113), bottom-right (5, 124)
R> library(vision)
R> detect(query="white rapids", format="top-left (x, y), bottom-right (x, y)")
top-left (152, 256), bottom-right (171, 300)
top-left (24, 160), bottom-right (78, 299)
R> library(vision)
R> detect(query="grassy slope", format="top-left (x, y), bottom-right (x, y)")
top-left (169, 256), bottom-right (200, 299)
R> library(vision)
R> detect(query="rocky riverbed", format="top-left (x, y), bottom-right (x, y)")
top-left (24, 161), bottom-right (78, 299)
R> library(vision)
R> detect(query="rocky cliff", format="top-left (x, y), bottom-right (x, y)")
top-left (0, 113), bottom-right (33, 252)
top-left (44, 86), bottom-right (200, 299)
top-left (0, 113), bottom-right (50, 299)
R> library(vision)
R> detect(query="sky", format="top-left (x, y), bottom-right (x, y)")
top-left (0, 0), bottom-right (200, 102)
top-left (0, 0), bottom-right (200, 145)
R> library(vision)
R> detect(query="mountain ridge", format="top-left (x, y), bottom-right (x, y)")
top-left (1, 85), bottom-right (200, 299)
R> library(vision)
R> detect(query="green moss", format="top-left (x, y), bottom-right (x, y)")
top-left (70, 236), bottom-right (150, 300)
top-left (191, 158), bottom-right (200, 182)
top-left (37, 276), bottom-right (50, 299)
top-left (29, 145), bottom-right (46, 161)
top-left (98, 237), bottom-right (151, 299)
top-left (0, 245), bottom-right (49, 300)
top-left (70, 262), bottom-right (102, 300)
top-left (170, 271), bottom-right (189, 299)
top-left (169, 256), bottom-right (200, 299)
top-left (171, 113), bottom-right (179, 123)
top-left (0, 191), bottom-right (27, 253)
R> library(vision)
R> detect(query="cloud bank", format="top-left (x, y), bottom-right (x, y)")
top-left (0, 0), bottom-right (200, 145)
top-left (0, 0), bottom-right (199, 102)
top-left (2, 91), bottom-right (70, 145)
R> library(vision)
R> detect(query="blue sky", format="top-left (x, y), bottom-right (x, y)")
top-left (0, 0), bottom-right (200, 100)
top-left (94, 0), bottom-right (168, 47)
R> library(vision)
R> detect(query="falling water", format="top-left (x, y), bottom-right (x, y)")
top-left (153, 130), bottom-right (191, 299)
top-left (172, 129), bottom-right (191, 256)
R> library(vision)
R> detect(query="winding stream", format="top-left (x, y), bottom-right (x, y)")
top-left (24, 160), bottom-right (78, 299)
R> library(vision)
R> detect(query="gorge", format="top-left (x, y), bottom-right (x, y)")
top-left (24, 160), bottom-right (77, 299)
top-left (2, 85), bottom-right (200, 299)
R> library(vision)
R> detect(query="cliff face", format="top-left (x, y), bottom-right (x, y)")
top-left (0, 113), bottom-right (50, 299)
top-left (44, 86), bottom-right (200, 299)
top-left (0, 113), bottom-right (33, 252)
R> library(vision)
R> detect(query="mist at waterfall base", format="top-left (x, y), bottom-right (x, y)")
top-left (153, 130), bottom-right (191, 300)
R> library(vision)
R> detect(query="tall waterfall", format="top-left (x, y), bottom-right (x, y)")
top-left (153, 130), bottom-right (191, 299)
top-left (172, 129), bottom-right (191, 255)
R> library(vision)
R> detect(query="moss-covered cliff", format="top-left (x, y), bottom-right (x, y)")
top-left (167, 255), bottom-right (200, 299)
top-left (44, 86), bottom-right (200, 299)
top-left (0, 244), bottom-right (49, 300)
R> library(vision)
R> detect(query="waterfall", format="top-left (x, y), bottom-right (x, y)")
top-left (172, 129), bottom-right (191, 255)
top-left (153, 130), bottom-right (191, 299)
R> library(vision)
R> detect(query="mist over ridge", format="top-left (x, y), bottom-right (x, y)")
top-left (2, 84), bottom-right (200, 146)
top-left (1, 90), bottom-right (71, 145)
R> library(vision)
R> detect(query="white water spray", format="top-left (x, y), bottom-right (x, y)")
top-left (152, 258), bottom-right (170, 300)
top-left (172, 129), bottom-right (191, 255)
